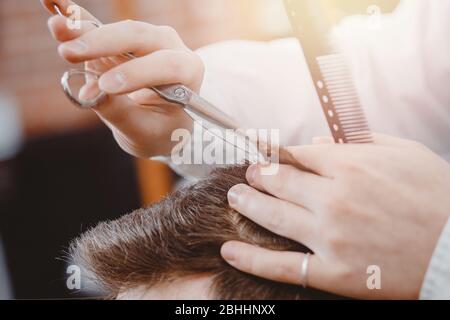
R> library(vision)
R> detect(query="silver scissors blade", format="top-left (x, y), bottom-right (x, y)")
top-left (153, 85), bottom-right (266, 163)
top-left (153, 85), bottom-right (240, 130)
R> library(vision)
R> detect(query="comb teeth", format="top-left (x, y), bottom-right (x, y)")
top-left (317, 54), bottom-right (373, 144)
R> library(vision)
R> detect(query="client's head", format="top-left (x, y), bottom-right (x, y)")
top-left (70, 165), bottom-right (334, 300)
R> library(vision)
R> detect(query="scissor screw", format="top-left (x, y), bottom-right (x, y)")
top-left (174, 87), bottom-right (187, 99)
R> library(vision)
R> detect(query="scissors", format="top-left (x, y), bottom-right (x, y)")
top-left (53, 2), bottom-right (312, 172)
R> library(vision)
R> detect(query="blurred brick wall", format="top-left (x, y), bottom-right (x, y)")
top-left (0, 0), bottom-right (289, 140)
top-left (0, 0), bottom-right (112, 139)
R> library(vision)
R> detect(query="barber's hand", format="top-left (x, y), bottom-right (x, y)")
top-left (222, 134), bottom-right (450, 299)
top-left (42, 0), bottom-right (204, 157)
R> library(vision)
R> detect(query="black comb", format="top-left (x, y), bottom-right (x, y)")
top-left (284, 0), bottom-right (373, 144)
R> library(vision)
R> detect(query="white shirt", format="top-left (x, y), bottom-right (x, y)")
top-left (196, 0), bottom-right (450, 159)
top-left (166, 0), bottom-right (450, 298)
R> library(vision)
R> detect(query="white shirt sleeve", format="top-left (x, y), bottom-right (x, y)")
top-left (166, 0), bottom-right (450, 181)
top-left (333, 0), bottom-right (450, 161)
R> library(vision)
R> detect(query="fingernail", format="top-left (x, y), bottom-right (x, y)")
top-left (227, 186), bottom-right (243, 207)
top-left (221, 243), bottom-right (237, 263)
top-left (60, 39), bottom-right (88, 54)
top-left (246, 165), bottom-right (258, 185)
top-left (99, 72), bottom-right (126, 93)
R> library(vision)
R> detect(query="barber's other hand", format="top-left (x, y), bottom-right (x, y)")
top-left (222, 134), bottom-right (450, 299)
top-left (42, 0), bottom-right (204, 158)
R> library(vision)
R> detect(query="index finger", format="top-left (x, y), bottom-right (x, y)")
top-left (221, 241), bottom-right (330, 291)
top-left (41, 0), bottom-right (100, 23)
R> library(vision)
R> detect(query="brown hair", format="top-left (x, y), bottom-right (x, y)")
top-left (70, 165), bottom-right (336, 299)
